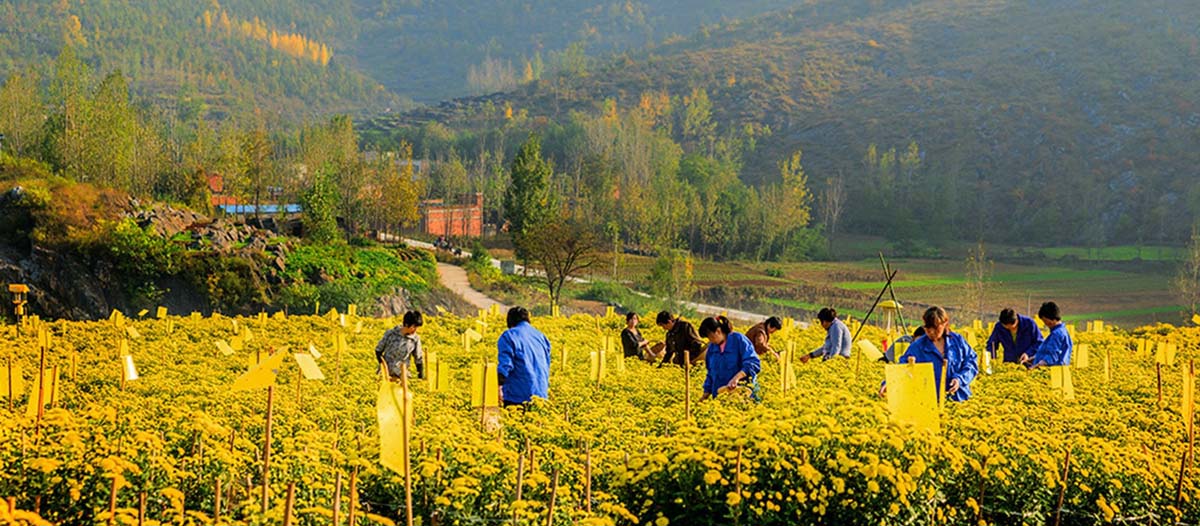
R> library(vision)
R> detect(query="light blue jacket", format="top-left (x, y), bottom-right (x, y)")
top-left (811, 318), bottom-right (852, 360)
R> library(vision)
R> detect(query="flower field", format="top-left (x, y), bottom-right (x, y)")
top-left (0, 309), bottom-right (1197, 526)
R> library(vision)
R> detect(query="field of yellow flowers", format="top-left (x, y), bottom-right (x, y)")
top-left (0, 309), bottom-right (1196, 526)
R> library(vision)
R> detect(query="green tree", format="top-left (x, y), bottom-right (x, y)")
top-left (429, 150), bottom-right (469, 201)
top-left (1175, 228), bottom-right (1200, 319)
top-left (241, 126), bottom-right (275, 224)
top-left (301, 167), bottom-right (341, 243)
top-left (504, 134), bottom-right (557, 259)
top-left (0, 70), bottom-right (45, 156)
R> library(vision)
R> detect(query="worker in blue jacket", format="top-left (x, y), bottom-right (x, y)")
top-left (1022, 301), bottom-right (1072, 370)
top-left (879, 306), bottom-right (979, 402)
top-left (985, 307), bottom-right (1043, 363)
top-left (497, 306), bottom-right (552, 406)
top-left (802, 307), bottom-right (852, 362)
top-left (698, 316), bottom-right (762, 400)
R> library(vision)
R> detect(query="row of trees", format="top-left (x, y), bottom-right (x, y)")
top-left (370, 90), bottom-right (826, 263)
top-left (0, 48), bottom-right (424, 242)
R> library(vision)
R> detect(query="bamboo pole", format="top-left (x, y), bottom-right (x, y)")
top-left (332, 471), bottom-right (343, 526)
top-left (683, 351), bottom-right (691, 420)
top-left (137, 491), bottom-right (146, 526)
top-left (283, 482), bottom-right (296, 526)
top-left (348, 467), bottom-right (359, 526)
top-left (513, 449), bottom-right (524, 524)
top-left (49, 364), bottom-right (58, 408)
top-left (107, 477), bottom-right (118, 526)
top-left (401, 373), bottom-right (414, 526)
top-left (34, 346), bottom-right (46, 435)
top-left (545, 467), bottom-right (560, 526)
top-left (584, 443), bottom-right (593, 514)
top-left (262, 383), bottom-right (275, 512)
top-left (214, 478), bottom-right (222, 524)
top-left (1053, 449), bottom-right (1071, 526)
top-left (6, 355), bottom-right (12, 412)
top-left (1157, 363), bottom-right (1164, 407)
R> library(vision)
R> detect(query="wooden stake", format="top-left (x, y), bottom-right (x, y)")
top-left (283, 482), bottom-right (296, 526)
top-left (513, 450), bottom-right (524, 524)
top-left (34, 346), bottom-right (46, 435)
top-left (295, 370), bottom-right (303, 407)
top-left (735, 446), bottom-right (744, 496)
top-left (1157, 363), bottom-right (1164, 407)
top-left (1178, 448), bottom-right (1190, 507)
top-left (262, 383), bottom-right (275, 512)
top-left (1053, 449), bottom-right (1071, 526)
top-left (683, 351), bottom-right (691, 420)
top-left (348, 467), bottom-right (359, 526)
top-left (137, 491), bottom-right (146, 526)
top-left (332, 471), bottom-right (343, 526)
top-left (6, 355), bottom-right (13, 412)
top-left (214, 478), bottom-right (222, 524)
top-left (70, 351), bottom-right (77, 381)
top-left (401, 373), bottom-right (414, 526)
top-left (584, 443), bottom-right (592, 514)
top-left (545, 467), bottom-right (559, 526)
top-left (49, 365), bottom-right (58, 408)
top-left (107, 476), bottom-right (118, 526)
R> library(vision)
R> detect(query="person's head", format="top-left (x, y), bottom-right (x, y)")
top-left (912, 326), bottom-right (926, 340)
top-left (998, 308), bottom-right (1018, 330)
top-left (507, 306), bottom-right (531, 329)
top-left (922, 306), bottom-right (950, 341)
top-left (817, 308), bottom-right (838, 330)
top-left (626, 311), bottom-right (639, 328)
top-left (401, 310), bottom-right (423, 335)
top-left (656, 310), bottom-right (676, 330)
top-left (698, 316), bottom-right (733, 345)
top-left (764, 316), bottom-right (783, 334)
top-left (1037, 302), bottom-right (1061, 326)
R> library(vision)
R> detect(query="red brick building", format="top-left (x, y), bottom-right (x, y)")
top-left (420, 193), bottom-right (483, 238)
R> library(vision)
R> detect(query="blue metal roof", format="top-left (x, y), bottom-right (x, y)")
top-left (218, 204), bottom-right (302, 214)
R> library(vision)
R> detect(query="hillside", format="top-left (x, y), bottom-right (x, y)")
top-left (0, 1), bottom-right (803, 119)
top-left (377, 0), bottom-right (1200, 247)
top-left (0, 1), bottom-right (402, 119)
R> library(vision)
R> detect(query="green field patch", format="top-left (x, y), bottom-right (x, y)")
top-left (1063, 305), bottom-right (1186, 323)
top-left (836, 269), bottom-right (1124, 291)
top-left (763, 298), bottom-right (869, 319)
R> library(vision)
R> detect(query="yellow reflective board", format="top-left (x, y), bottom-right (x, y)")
top-left (884, 362), bottom-right (939, 433)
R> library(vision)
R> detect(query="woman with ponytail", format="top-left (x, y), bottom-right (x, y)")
top-left (697, 316), bottom-right (762, 400)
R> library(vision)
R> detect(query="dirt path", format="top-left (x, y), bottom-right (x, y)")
top-left (436, 263), bottom-right (508, 311)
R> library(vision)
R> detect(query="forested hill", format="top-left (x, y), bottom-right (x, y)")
top-left (0, 1), bottom-right (405, 119)
top-left (380, 0), bottom-right (1200, 246)
top-left (0, 0), bottom-right (797, 118)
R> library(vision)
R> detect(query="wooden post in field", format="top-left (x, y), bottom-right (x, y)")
top-left (683, 351), bottom-right (691, 420)
top-left (1178, 449), bottom-right (1189, 507)
top-left (348, 467), bottom-right (359, 526)
top-left (1157, 363), bottom-right (1163, 407)
top-left (6, 355), bottom-right (13, 412)
top-left (545, 467), bottom-right (560, 526)
top-left (137, 491), bottom-right (146, 526)
top-left (283, 482), bottom-right (296, 526)
top-left (584, 443), bottom-right (593, 514)
top-left (71, 351), bottom-right (77, 381)
top-left (401, 373), bottom-right (414, 526)
top-left (34, 345), bottom-right (46, 437)
top-left (49, 365), bottom-right (58, 408)
top-left (735, 445), bottom-right (744, 496)
top-left (1053, 449), bottom-right (1071, 526)
top-left (214, 478), bottom-right (222, 524)
top-left (513, 448), bottom-right (525, 524)
top-left (332, 471), bottom-right (343, 526)
top-left (107, 476), bottom-right (118, 526)
top-left (262, 382), bottom-right (275, 512)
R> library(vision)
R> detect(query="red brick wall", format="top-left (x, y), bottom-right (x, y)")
top-left (421, 193), bottom-right (483, 237)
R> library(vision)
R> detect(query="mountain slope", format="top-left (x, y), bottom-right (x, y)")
top-left (402, 0), bottom-right (1200, 245)
top-left (0, 0), bottom-right (401, 119)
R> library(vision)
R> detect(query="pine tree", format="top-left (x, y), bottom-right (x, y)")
top-left (504, 134), bottom-right (557, 260)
